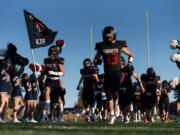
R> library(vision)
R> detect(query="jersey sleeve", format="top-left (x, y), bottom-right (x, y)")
top-left (95, 42), bottom-right (101, 51)
top-left (95, 42), bottom-right (103, 55)
top-left (56, 57), bottom-right (65, 65)
top-left (116, 40), bottom-right (127, 48)
top-left (80, 69), bottom-right (84, 75)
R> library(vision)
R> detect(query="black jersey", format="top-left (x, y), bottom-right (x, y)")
top-left (95, 40), bottom-right (126, 72)
top-left (133, 83), bottom-right (141, 102)
top-left (121, 65), bottom-right (134, 88)
top-left (145, 75), bottom-right (160, 93)
top-left (161, 87), bottom-right (170, 101)
top-left (44, 57), bottom-right (64, 79)
top-left (96, 74), bottom-right (104, 92)
top-left (80, 66), bottom-right (99, 89)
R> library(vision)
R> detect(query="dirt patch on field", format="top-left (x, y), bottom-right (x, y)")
top-left (63, 112), bottom-right (84, 122)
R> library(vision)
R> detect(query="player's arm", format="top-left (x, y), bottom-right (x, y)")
top-left (164, 89), bottom-right (170, 97)
top-left (93, 51), bottom-right (101, 65)
top-left (59, 64), bottom-right (65, 76)
top-left (77, 76), bottom-right (83, 90)
top-left (121, 47), bottom-right (134, 64)
top-left (93, 74), bottom-right (99, 83)
top-left (132, 71), bottom-right (145, 93)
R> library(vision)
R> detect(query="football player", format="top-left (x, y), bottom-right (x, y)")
top-left (159, 80), bottom-right (170, 123)
top-left (118, 56), bottom-right (143, 123)
top-left (93, 26), bottom-right (134, 124)
top-left (143, 68), bottom-right (161, 123)
top-left (77, 58), bottom-right (99, 123)
top-left (44, 44), bottom-right (65, 122)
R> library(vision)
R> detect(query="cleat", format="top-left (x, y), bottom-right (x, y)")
top-left (13, 118), bottom-right (21, 123)
top-left (0, 118), bottom-right (5, 123)
top-left (124, 116), bottom-right (129, 124)
top-left (39, 118), bottom-right (46, 123)
top-left (29, 119), bottom-right (38, 123)
top-left (108, 115), bottom-right (116, 125)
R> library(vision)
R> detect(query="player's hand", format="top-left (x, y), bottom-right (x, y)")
top-left (141, 87), bottom-right (145, 93)
top-left (77, 86), bottom-right (80, 90)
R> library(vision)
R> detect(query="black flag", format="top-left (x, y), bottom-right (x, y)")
top-left (24, 10), bottom-right (57, 49)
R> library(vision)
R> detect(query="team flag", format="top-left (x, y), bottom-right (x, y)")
top-left (24, 10), bottom-right (57, 49)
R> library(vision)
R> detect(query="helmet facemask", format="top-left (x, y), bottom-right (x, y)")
top-left (83, 58), bottom-right (92, 68)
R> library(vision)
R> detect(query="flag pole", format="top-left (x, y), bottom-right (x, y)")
top-left (30, 49), bottom-right (37, 73)
top-left (30, 48), bottom-right (40, 100)
top-left (90, 27), bottom-right (93, 61)
top-left (146, 11), bottom-right (150, 68)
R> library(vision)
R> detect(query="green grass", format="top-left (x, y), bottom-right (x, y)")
top-left (0, 121), bottom-right (180, 135)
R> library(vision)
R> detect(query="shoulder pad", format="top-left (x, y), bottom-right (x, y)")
top-left (116, 40), bottom-right (127, 47)
top-left (80, 69), bottom-right (84, 75)
top-left (95, 42), bottom-right (104, 51)
top-left (44, 58), bottom-right (51, 64)
top-left (56, 57), bottom-right (64, 65)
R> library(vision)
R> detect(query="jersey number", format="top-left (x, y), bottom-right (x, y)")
top-left (104, 53), bottom-right (118, 65)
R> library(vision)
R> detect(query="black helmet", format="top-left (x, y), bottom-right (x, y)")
top-left (83, 58), bottom-right (92, 68)
top-left (48, 45), bottom-right (59, 57)
top-left (133, 82), bottom-right (141, 90)
top-left (140, 73), bottom-right (147, 82)
top-left (102, 26), bottom-right (116, 42)
top-left (146, 67), bottom-right (156, 79)
top-left (162, 80), bottom-right (168, 88)
top-left (162, 80), bottom-right (168, 85)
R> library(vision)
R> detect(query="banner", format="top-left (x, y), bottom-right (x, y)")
top-left (24, 10), bottom-right (57, 49)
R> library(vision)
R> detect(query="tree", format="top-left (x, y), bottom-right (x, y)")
top-left (74, 86), bottom-right (84, 109)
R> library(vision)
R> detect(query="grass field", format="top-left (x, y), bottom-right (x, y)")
top-left (0, 120), bottom-right (180, 135)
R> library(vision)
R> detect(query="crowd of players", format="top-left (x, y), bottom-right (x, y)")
top-left (77, 26), bottom-right (180, 125)
top-left (0, 26), bottom-right (179, 124)
top-left (77, 57), bottom-right (171, 124)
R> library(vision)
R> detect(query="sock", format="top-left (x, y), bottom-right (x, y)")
top-left (110, 111), bottom-right (114, 116)
top-left (90, 107), bottom-right (95, 119)
top-left (45, 100), bottom-right (50, 115)
top-left (58, 103), bottom-right (64, 119)
top-left (43, 110), bottom-right (46, 117)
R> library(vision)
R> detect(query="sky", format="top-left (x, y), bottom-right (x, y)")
top-left (0, 0), bottom-right (180, 107)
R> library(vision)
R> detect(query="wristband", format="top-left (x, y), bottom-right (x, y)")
top-left (128, 56), bottom-right (134, 63)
